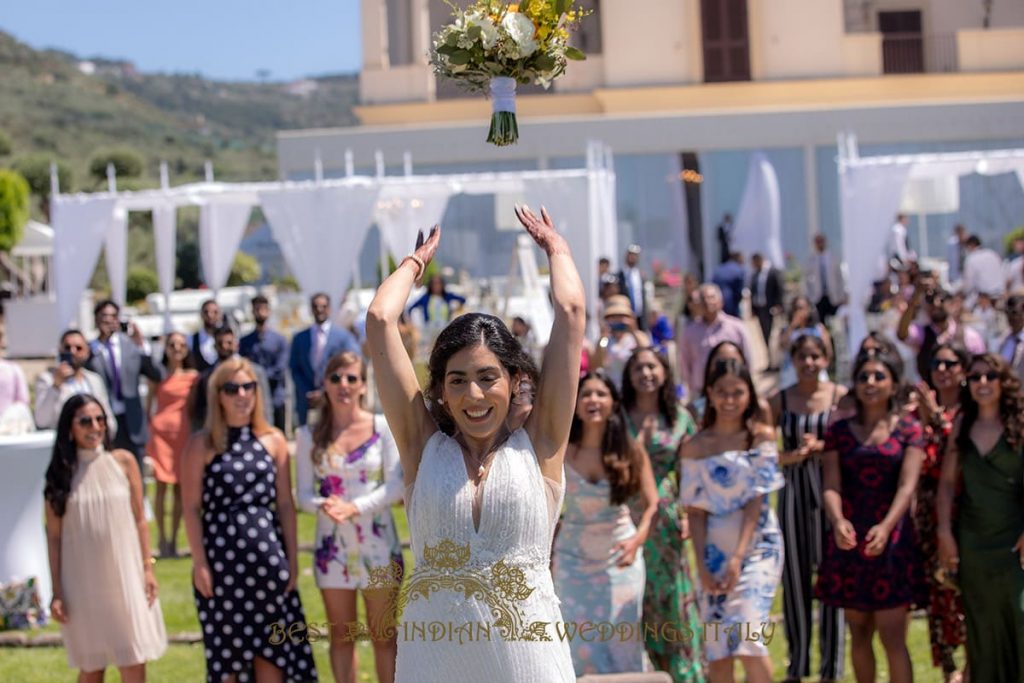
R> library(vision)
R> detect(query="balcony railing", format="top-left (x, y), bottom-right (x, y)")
top-left (882, 33), bottom-right (958, 74)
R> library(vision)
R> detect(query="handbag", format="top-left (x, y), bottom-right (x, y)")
top-left (0, 577), bottom-right (47, 630)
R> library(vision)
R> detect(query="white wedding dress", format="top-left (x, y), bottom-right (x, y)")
top-left (395, 428), bottom-right (576, 682)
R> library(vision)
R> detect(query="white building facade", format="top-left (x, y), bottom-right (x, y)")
top-left (277, 0), bottom-right (1024, 279)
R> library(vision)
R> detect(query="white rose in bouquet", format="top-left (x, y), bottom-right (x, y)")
top-left (463, 10), bottom-right (500, 49)
top-left (501, 12), bottom-right (538, 58)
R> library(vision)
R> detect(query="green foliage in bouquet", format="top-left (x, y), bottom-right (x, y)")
top-left (431, 0), bottom-right (588, 91)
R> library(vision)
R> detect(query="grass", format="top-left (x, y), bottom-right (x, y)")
top-left (1, 481), bottom-right (957, 682)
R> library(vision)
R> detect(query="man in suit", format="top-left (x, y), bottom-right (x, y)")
top-left (88, 299), bottom-right (165, 471)
top-left (716, 213), bottom-right (734, 264)
top-left (616, 244), bottom-right (647, 330)
top-left (748, 252), bottom-right (784, 368)
top-left (190, 326), bottom-right (273, 429)
top-left (189, 299), bottom-right (223, 373)
top-left (711, 251), bottom-right (746, 319)
top-left (289, 292), bottom-right (360, 427)
top-left (1000, 295), bottom-right (1024, 382)
top-left (35, 328), bottom-right (117, 434)
top-left (239, 294), bottom-right (289, 431)
top-left (803, 233), bottom-right (847, 326)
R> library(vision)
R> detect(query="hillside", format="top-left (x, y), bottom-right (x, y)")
top-left (0, 30), bottom-right (359, 191)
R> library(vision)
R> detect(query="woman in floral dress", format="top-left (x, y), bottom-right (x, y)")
top-left (816, 348), bottom-right (925, 683)
top-left (621, 347), bottom-right (704, 682)
top-left (912, 343), bottom-right (968, 682)
top-left (679, 358), bottom-right (784, 683)
top-left (296, 351), bottom-right (404, 683)
top-left (553, 370), bottom-right (659, 676)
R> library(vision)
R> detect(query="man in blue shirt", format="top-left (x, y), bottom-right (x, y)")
top-left (711, 251), bottom-right (747, 318)
top-left (239, 294), bottom-right (289, 431)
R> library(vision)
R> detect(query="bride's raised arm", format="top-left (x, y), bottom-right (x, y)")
top-left (365, 226), bottom-right (441, 487)
top-left (518, 206), bottom-right (587, 483)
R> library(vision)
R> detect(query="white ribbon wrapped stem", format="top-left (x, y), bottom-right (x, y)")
top-left (490, 77), bottom-right (517, 114)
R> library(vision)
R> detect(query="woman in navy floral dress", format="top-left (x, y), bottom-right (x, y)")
top-left (296, 351), bottom-right (404, 683)
top-left (182, 358), bottom-right (317, 682)
top-left (816, 349), bottom-right (925, 683)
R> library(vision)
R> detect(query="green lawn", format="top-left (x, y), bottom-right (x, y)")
top-left (1, 484), bottom-right (957, 682)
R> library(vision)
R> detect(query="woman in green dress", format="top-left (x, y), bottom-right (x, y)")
top-left (621, 347), bottom-right (705, 682)
top-left (937, 352), bottom-right (1024, 683)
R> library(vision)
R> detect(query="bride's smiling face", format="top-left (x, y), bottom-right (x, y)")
top-left (442, 344), bottom-right (516, 441)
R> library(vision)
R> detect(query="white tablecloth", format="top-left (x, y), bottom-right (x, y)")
top-left (0, 431), bottom-right (55, 608)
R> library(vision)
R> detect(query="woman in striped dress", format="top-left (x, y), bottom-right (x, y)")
top-left (768, 334), bottom-right (847, 682)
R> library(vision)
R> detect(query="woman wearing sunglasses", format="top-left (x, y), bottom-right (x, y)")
top-left (937, 353), bottom-right (1024, 683)
top-left (295, 351), bottom-right (403, 683)
top-left (44, 394), bottom-right (167, 682)
top-left (816, 349), bottom-right (925, 683)
top-left (181, 357), bottom-right (317, 682)
top-left (910, 343), bottom-right (969, 682)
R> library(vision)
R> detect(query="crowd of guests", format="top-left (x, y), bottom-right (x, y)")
top-left (25, 222), bottom-right (1024, 683)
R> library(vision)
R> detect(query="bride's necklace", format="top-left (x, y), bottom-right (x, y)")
top-left (457, 427), bottom-right (511, 478)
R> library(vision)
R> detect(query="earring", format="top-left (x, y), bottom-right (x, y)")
top-left (437, 398), bottom-right (444, 405)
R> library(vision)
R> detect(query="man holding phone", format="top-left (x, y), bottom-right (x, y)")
top-left (34, 329), bottom-right (118, 433)
top-left (88, 299), bottom-right (165, 471)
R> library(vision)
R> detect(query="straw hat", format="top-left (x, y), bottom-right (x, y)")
top-left (603, 295), bottom-right (634, 318)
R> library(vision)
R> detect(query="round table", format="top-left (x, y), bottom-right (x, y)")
top-left (0, 430), bottom-right (56, 609)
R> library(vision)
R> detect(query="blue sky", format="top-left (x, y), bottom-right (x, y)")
top-left (1, 1), bottom-right (363, 81)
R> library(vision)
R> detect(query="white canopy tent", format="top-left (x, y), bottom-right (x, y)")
top-left (837, 133), bottom-right (1024, 356)
top-left (50, 144), bottom-right (617, 338)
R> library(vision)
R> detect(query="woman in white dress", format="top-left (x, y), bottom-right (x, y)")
top-left (365, 206), bottom-right (585, 683)
top-left (296, 351), bottom-right (404, 683)
top-left (44, 394), bottom-right (167, 682)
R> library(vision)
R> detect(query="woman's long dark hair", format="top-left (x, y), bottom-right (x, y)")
top-left (312, 351), bottom-right (366, 465)
top-left (925, 342), bottom-right (969, 393)
top-left (957, 353), bottom-right (1024, 453)
top-left (702, 358), bottom-right (759, 430)
top-left (161, 331), bottom-right (196, 371)
top-left (701, 340), bottom-right (747, 400)
top-left (620, 347), bottom-right (677, 430)
top-left (427, 313), bottom-right (539, 436)
top-left (44, 394), bottom-right (111, 517)
top-left (788, 295), bottom-right (821, 327)
top-left (569, 370), bottom-right (642, 505)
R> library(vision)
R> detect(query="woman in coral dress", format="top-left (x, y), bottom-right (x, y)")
top-left (146, 331), bottom-right (198, 557)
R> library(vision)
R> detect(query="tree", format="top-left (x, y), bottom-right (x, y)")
top-left (227, 252), bottom-right (262, 286)
top-left (0, 170), bottom-right (30, 252)
top-left (0, 130), bottom-right (11, 157)
top-left (176, 238), bottom-right (202, 289)
top-left (126, 266), bottom-right (159, 303)
top-left (11, 154), bottom-right (73, 220)
top-left (88, 148), bottom-right (144, 186)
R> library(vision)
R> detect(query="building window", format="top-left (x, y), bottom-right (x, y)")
top-left (573, 0), bottom-right (602, 55)
top-left (701, 0), bottom-right (751, 83)
top-left (387, 0), bottom-right (414, 67)
top-left (879, 10), bottom-right (924, 74)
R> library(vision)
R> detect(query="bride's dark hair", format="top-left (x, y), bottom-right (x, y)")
top-left (45, 394), bottom-right (111, 517)
top-left (426, 313), bottom-right (539, 435)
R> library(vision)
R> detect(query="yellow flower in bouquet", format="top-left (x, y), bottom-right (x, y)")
top-left (430, 0), bottom-right (590, 146)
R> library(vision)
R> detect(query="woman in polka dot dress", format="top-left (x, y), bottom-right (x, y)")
top-left (182, 358), bottom-right (318, 682)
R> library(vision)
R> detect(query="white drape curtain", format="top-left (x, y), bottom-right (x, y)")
top-left (375, 184), bottom-right (451, 256)
top-left (523, 174), bottom-right (595, 313)
top-left (104, 206), bottom-right (129, 306)
top-left (260, 184), bottom-right (380, 306)
top-left (732, 152), bottom-right (784, 267)
top-left (53, 197), bottom-right (118, 327)
top-left (152, 205), bottom-right (177, 332)
top-left (198, 200), bottom-right (255, 293)
top-left (839, 163), bottom-right (913, 355)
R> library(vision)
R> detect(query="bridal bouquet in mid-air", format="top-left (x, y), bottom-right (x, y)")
top-left (430, 0), bottom-right (589, 146)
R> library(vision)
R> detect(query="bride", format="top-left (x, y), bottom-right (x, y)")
top-left (365, 206), bottom-right (585, 682)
